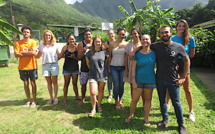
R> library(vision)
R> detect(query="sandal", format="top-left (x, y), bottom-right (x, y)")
top-left (144, 120), bottom-right (151, 126)
top-left (116, 105), bottom-right (121, 110)
top-left (77, 100), bottom-right (84, 106)
top-left (120, 104), bottom-right (125, 109)
top-left (88, 110), bottom-right (96, 118)
top-left (47, 99), bottom-right (53, 104)
top-left (125, 116), bottom-right (133, 123)
top-left (62, 101), bottom-right (66, 106)
top-left (23, 102), bottom-right (31, 108)
top-left (97, 105), bottom-right (103, 112)
top-left (30, 102), bottom-right (36, 108)
top-left (53, 99), bottom-right (58, 104)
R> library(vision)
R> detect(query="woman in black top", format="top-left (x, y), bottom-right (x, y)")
top-left (59, 34), bottom-right (80, 106)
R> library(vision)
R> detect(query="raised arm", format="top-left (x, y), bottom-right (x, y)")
top-left (58, 45), bottom-right (66, 59)
top-left (77, 42), bottom-right (84, 60)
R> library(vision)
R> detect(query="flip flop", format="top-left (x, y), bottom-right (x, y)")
top-left (47, 99), bottom-right (53, 104)
top-left (120, 104), bottom-right (125, 109)
top-left (53, 99), bottom-right (58, 104)
top-left (97, 105), bottom-right (102, 112)
top-left (144, 120), bottom-right (151, 126)
top-left (62, 102), bottom-right (66, 106)
top-left (23, 102), bottom-right (31, 108)
top-left (88, 110), bottom-right (96, 118)
top-left (125, 116), bottom-right (133, 123)
top-left (116, 105), bottom-right (121, 110)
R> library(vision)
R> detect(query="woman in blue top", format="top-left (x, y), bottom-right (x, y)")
top-left (167, 19), bottom-right (196, 122)
top-left (125, 34), bottom-right (156, 126)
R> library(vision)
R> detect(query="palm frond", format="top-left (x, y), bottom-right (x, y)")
top-left (128, 0), bottom-right (137, 13)
top-left (0, 30), bottom-right (14, 45)
top-left (118, 4), bottom-right (130, 17)
top-left (0, 19), bottom-right (21, 34)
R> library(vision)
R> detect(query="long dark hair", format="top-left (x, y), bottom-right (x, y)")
top-left (176, 19), bottom-right (190, 46)
top-left (66, 33), bottom-right (76, 45)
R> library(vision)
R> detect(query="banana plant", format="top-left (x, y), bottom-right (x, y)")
top-left (0, 0), bottom-right (21, 45)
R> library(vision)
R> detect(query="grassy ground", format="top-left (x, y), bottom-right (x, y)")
top-left (0, 60), bottom-right (215, 134)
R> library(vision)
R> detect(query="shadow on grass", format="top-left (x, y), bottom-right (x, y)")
top-left (191, 70), bottom-right (215, 111)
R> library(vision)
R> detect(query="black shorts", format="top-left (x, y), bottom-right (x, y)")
top-left (19, 69), bottom-right (38, 81)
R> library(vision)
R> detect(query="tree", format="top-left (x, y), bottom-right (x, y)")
top-left (115, 0), bottom-right (176, 42)
top-left (0, 0), bottom-right (21, 45)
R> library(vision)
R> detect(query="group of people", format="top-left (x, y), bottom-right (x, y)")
top-left (14, 19), bottom-right (196, 134)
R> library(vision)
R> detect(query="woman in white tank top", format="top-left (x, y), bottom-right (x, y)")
top-left (108, 28), bottom-right (128, 110)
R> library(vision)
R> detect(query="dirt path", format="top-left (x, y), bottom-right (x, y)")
top-left (194, 71), bottom-right (215, 92)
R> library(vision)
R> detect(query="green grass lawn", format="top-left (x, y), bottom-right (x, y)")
top-left (0, 60), bottom-right (215, 134)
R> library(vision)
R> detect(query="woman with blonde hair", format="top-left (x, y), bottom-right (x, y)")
top-left (37, 30), bottom-right (60, 104)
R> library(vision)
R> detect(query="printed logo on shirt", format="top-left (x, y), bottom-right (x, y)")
top-left (22, 47), bottom-right (28, 52)
top-left (170, 51), bottom-right (176, 57)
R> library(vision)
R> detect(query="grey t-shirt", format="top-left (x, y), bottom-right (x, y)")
top-left (86, 50), bottom-right (109, 81)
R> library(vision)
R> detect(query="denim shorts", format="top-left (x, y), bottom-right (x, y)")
top-left (136, 82), bottom-right (156, 89)
top-left (19, 69), bottom-right (38, 81)
top-left (42, 63), bottom-right (59, 76)
top-left (88, 78), bottom-right (107, 83)
top-left (62, 69), bottom-right (79, 75)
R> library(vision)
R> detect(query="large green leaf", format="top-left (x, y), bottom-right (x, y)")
top-left (0, 19), bottom-right (21, 34)
top-left (128, 0), bottom-right (137, 13)
top-left (0, 0), bottom-right (6, 7)
top-left (0, 30), bottom-right (13, 45)
top-left (117, 4), bottom-right (130, 17)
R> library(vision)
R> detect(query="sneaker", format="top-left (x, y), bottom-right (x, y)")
top-left (22, 102), bottom-right (31, 108)
top-left (189, 112), bottom-right (195, 122)
top-left (107, 95), bottom-right (112, 102)
top-left (178, 124), bottom-right (187, 134)
top-left (157, 120), bottom-right (168, 129)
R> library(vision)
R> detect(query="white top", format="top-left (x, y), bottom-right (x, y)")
top-left (110, 47), bottom-right (125, 66)
top-left (38, 44), bottom-right (58, 64)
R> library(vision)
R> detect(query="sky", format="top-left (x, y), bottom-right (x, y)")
top-left (64, 0), bottom-right (83, 4)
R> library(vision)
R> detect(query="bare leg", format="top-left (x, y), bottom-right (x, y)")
top-left (180, 74), bottom-right (193, 112)
top-left (62, 75), bottom-right (71, 106)
top-left (143, 89), bottom-right (153, 123)
top-left (72, 74), bottom-right (80, 100)
top-left (45, 76), bottom-right (53, 100)
top-left (30, 80), bottom-right (37, 103)
top-left (23, 80), bottom-right (31, 102)
top-left (89, 82), bottom-right (97, 115)
top-left (97, 81), bottom-right (105, 110)
top-left (52, 75), bottom-right (58, 104)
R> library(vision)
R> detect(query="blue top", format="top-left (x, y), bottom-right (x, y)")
top-left (171, 35), bottom-right (196, 59)
top-left (134, 50), bottom-right (156, 84)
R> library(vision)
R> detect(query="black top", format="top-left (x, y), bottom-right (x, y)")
top-left (150, 41), bottom-right (187, 80)
top-left (86, 50), bottom-right (109, 81)
top-left (80, 41), bottom-right (91, 72)
top-left (63, 46), bottom-right (79, 73)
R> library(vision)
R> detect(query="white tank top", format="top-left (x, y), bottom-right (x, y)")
top-left (110, 47), bottom-right (125, 66)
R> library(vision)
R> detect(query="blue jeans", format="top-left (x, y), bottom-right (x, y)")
top-left (156, 77), bottom-right (184, 125)
top-left (110, 66), bottom-right (125, 101)
top-left (107, 74), bottom-right (113, 92)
